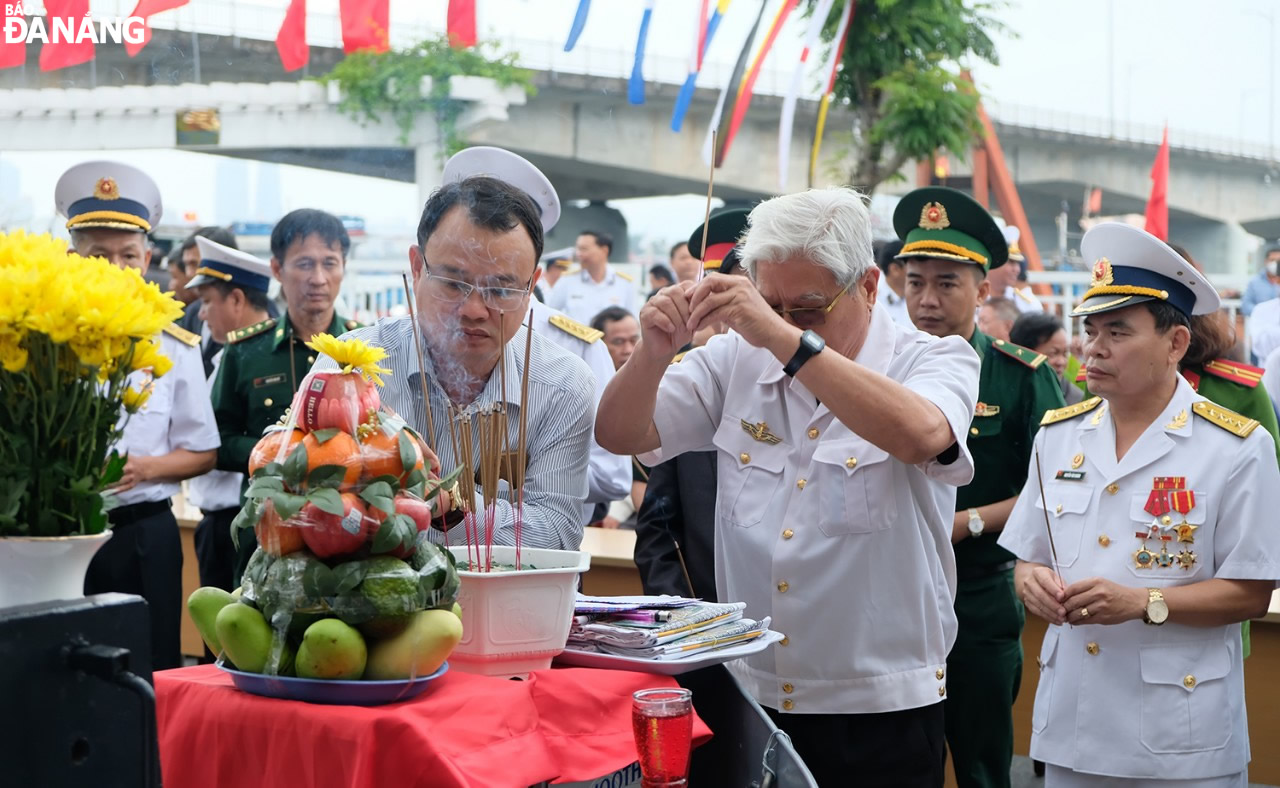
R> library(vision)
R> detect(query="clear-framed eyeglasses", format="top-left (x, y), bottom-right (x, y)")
top-left (421, 266), bottom-right (533, 313)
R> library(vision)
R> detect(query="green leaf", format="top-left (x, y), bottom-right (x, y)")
top-left (281, 442), bottom-right (309, 490)
top-left (307, 464), bottom-right (350, 489)
top-left (302, 561), bottom-right (339, 598)
top-left (310, 427), bottom-right (341, 445)
top-left (371, 517), bottom-right (400, 554)
top-left (332, 561), bottom-right (367, 595)
top-left (397, 430), bottom-right (418, 477)
top-left (403, 468), bottom-right (427, 489)
top-left (246, 476), bottom-right (284, 499)
top-left (254, 462), bottom-right (284, 479)
top-left (359, 480), bottom-right (395, 516)
top-left (306, 487), bottom-right (344, 516)
top-left (269, 491), bottom-right (308, 523)
top-left (394, 514), bottom-right (417, 552)
top-left (101, 451), bottom-right (126, 486)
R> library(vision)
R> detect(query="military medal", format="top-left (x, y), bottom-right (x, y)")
top-left (1133, 537), bottom-right (1156, 570)
top-left (1071, 453), bottom-right (1084, 469)
top-left (1155, 535), bottom-right (1176, 568)
top-left (1170, 490), bottom-right (1196, 542)
top-left (1176, 549), bottom-right (1198, 570)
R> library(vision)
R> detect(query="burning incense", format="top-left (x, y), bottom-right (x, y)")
top-left (514, 310), bottom-right (535, 570)
top-left (402, 272), bottom-right (445, 538)
top-left (695, 129), bottom-right (717, 284)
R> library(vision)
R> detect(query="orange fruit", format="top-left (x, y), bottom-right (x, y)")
top-left (248, 429), bottom-right (303, 477)
top-left (255, 501), bottom-right (305, 556)
top-left (301, 430), bottom-right (363, 490)
top-left (360, 428), bottom-right (424, 485)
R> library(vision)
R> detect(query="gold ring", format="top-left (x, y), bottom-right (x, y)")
top-left (1079, 607), bottom-right (1090, 618)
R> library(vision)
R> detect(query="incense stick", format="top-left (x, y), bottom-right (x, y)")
top-left (515, 310), bottom-right (535, 570)
top-left (695, 130), bottom-right (718, 284)
top-left (402, 272), bottom-right (446, 539)
top-left (1033, 449), bottom-right (1070, 625)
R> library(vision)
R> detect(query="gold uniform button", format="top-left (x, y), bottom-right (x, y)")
top-left (994, 339), bottom-right (1005, 346)
top-left (1183, 675), bottom-right (1196, 689)
top-left (1055, 504), bottom-right (1063, 514)
top-left (782, 683), bottom-right (794, 694)
top-left (780, 636), bottom-right (790, 646)
top-left (1161, 515), bottom-right (1172, 525)
top-left (938, 686), bottom-right (947, 697)
top-left (970, 427), bottom-right (979, 435)
top-left (1098, 535), bottom-right (1111, 547)
top-left (307, 355), bottom-right (315, 364)
top-left (777, 581), bottom-right (789, 593)
top-left (782, 699), bottom-right (795, 711)
top-left (1036, 658), bottom-right (1044, 671)
top-left (740, 452), bottom-right (751, 464)
top-left (782, 528), bottom-right (794, 540)
top-left (1086, 642), bottom-right (1100, 655)
top-left (1106, 483), bottom-right (1119, 495)
top-left (807, 428), bottom-right (819, 439)
top-left (845, 457), bottom-right (857, 468)
top-left (935, 669), bottom-right (945, 680)
top-left (264, 398), bottom-right (274, 407)
top-left (796, 479), bottom-right (806, 490)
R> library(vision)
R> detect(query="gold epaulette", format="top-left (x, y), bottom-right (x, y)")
top-left (1192, 401), bottom-right (1260, 438)
top-left (992, 338), bottom-right (1047, 369)
top-left (670, 351), bottom-right (687, 364)
top-left (226, 318), bottom-right (277, 345)
top-left (162, 323), bottom-right (200, 347)
top-left (342, 318), bottom-right (363, 332)
top-left (1041, 396), bottom-right (1103, 426)
top-left (614, 270), bottom-right (634, 283)
top-left (548, 313), bottom-right (603, 343)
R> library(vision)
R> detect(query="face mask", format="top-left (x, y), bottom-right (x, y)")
top-left (1267, 261), bottom-right (1278, 277)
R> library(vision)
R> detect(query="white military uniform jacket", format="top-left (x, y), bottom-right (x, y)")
top-left (640, 305), bottom-right (980, 714)
top-left (526, 299), bottom-right (630, 523)
top-left (1006, 284), bottom-right (1044, 314)
top-left (547, 267), bottom-right (637, 325)
top-left (113, 327), bottom-right (221, 506)
top-left (999, 378), bottom-right (1280, 780)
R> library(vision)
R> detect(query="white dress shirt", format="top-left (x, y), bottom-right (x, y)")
top-left (875, 284), bottom-right (914, 327)
top-left (1262, 345), bottom-right (1280, 416)
top-left (527, 299), bottom-right (631, 524)
top-left (112, 331), bottom-right (221, 506)
top-left (639, 305), bottom-right (979, 714)
top-left (1248, 297), bottom-right (1280, 363)
top-left (999, 379), bottom-right (1280, 781)
top-left (547, 267), bottom-right (637, 325)
top-left (186, 349), bottom-right (245, 512)
top-left (310, 316), bottom-right (596, 551)
top-left (1006, 285), bottom-right (1044, 314)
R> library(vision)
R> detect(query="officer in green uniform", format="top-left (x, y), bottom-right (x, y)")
top-left (895, 187), bottom-right (1067, 788)
top-left (209, 208), bottom-right (360, 582)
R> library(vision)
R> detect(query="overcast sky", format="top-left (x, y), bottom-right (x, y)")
top-left (3, 0), bottom-right (1275, 245)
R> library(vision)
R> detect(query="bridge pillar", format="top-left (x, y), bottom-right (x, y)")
top-left (414, 140), bottom-right (442, 214)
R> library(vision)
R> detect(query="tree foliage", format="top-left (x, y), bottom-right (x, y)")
top-left (815, 0), bottom-right (1005, 193)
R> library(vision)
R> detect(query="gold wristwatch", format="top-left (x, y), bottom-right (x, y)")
top-left (1142, 588), bottom-right (1168, 626)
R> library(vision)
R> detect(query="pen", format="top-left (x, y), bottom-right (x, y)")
top-left (609, 610), bottom-right (673, 623)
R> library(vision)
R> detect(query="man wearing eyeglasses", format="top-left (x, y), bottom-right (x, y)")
top-left (309, 147), bottom-right (596, 551)
top-left (597, 187), bottom-right (981, 787)
top-left (897, 186), bottom-right (1066, 788)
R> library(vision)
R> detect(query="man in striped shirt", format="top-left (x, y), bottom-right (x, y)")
top-left (310, 150), bottom-right (595, 551)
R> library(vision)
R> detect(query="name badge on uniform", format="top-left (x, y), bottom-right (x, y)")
top-left (974, 402), bottom-right (1000, 417)
top-left (1055, 470), bottom-right (1086, 482)
top-left (254, 373), bottom-right (287, 388)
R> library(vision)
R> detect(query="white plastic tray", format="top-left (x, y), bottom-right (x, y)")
top-left (553, 630), bottom-right (785, 675)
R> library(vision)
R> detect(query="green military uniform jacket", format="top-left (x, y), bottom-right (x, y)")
top-left (955, 330), bottom-right (1067, 569)
top-left (1183, 361), bottom-right (1280, 467)
top-left (210, 311), bottom-right (358, 474)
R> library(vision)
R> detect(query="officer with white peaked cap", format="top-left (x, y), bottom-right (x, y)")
top-left (55, 160), bottom-right (220, 671)
top-left (999, 223), bottom-right (1280, 787)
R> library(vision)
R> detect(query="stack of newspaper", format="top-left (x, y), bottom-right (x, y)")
top-left (567, 596), bottom-right (772, 661)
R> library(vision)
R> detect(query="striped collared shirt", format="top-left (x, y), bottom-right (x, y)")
top-left (309, 316), bottom-right (595, 550)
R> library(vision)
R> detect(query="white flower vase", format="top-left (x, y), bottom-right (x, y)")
top-left (0, 531), bottom-right (112, 608)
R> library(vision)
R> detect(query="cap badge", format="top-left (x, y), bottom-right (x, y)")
top-left (93, 177), bottom-right (120, 201)
top-left (918, 202), bottom-right (950, 230)
top-left (1090, 257), bottom-right (1115, 288)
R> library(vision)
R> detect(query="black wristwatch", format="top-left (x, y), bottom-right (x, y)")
top-left (783, 330), bottom-right (825, 377)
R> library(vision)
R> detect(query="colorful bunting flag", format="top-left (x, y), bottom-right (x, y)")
top-left (704, 0), bottom-right (767, 167)
top-left (124, 0), bottom-right (189, 58)
top-left (339, 0), bottom-right (389, 54)
top-left (38, 0), bottom-right (94, 72)
top-left (1145, 125), bottom-right (1169, 241)
top-left (809, 0), bottom-right (855, 186)
top-left (564, 0), bottom-right (591, 52)
top-left (778, 0), bottom-right (835, 189)
top-left (447, 0), bottom-right (476, 49)
top-left (628, 0), bottom-right (656, 105)
top-left (275, 0), bottom-right (308, 72)
top-left (672, 0), bottom-right (729, 133)
top-left (0, 4), bottom-right (26, 69)
top-left (718, 0), bottom-right (799, 166)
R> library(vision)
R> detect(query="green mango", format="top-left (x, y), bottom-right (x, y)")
top-left (296, 618), bottom-right (367, 680)
top-left (215, 602), bottom-right (275, 674)
top-left (187, 587), bottom-right (235, 656)
top-left (364, 609), bottom-right (462, 681)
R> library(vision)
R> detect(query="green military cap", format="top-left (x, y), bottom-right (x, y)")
top-left (893, 186), bottom-right (1008, 271)
top-left (688, 209), bottom-right (750, 274)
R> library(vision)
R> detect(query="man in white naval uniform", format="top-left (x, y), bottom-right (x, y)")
top-left (55, 160), bottom-right (220, 671)
top-left (1000, 223), bottom-right (1280, 787)
top-left (547, 230), bottom-right (637, 324)
top-left (597, 187), bottom-right (981, 786)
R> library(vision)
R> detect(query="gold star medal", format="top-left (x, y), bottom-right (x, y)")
top-left (93, 177), bottom-right (120, 201)
top-left (1175, 549), bottom-right (1198, 570)
top-left (1174, 523), bottom-right (1198, 543)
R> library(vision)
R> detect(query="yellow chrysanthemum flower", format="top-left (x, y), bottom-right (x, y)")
top-left (122, 385), bottom-right (151, 413)
top-left (305, 333), bottom-right (393, 386)
top-left (0, 337), bottom-right (27, 372)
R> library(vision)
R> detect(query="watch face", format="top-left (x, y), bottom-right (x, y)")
top-left (1148, 599), bottom-right (1169, 623)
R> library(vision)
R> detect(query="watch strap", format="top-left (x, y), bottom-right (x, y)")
top-left (783, 330), bottom-right (824, 377)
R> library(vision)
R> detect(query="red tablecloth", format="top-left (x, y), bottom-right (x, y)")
top-left (155, 664), bottom-right (711, 788)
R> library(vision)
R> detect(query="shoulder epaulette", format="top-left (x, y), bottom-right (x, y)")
top-left (1192, 401), bottom-right (1260, 438)
top-left (1015, 287), bottom-right (1039, 305)
top-left (670, 351), bottom-right (687, 364)
top-left (342, 319), bottom-right (363, 333)
top-left (614, 270), bottom-right (634, 283)
top-left (226, 318), bottom-right (277, 345)
top-left (566, 265), bottom-right (581, 275)
top-left (1202, 359), bottom-right (1263, 389)
top-left (1041, 396), bottom-right (1103, 426)
top-left (548, 313), bottom-right (603, 344)
top-left (162, 323), bottom-right (200, 347)
top-left (992, 338), bottom-right (1047, 369)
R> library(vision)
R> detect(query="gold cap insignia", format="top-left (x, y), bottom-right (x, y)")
top-left (919, 201), bottom-right (950, 230)
top-left (93, 177), bottom-right (120, 201)
top-left (1090, 257), bottom-right (1114, 287)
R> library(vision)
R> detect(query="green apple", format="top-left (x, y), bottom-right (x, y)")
top-left (187, 587), bottom-right (235, 656)
top-left (296, 618), bottom-right (367, 680)
top-left (364, 609), bottom-right (462, 681)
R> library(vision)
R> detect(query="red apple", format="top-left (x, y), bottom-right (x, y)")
top-left (298, 492), bottom-right (372, 559)
top-left (292, 371), bottom-right (382, 434)
top-left (369, 495), bottom-right (437, 559)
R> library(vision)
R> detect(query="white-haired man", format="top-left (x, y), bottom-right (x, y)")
top-left (596, 187), bottom-right (981, 786)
